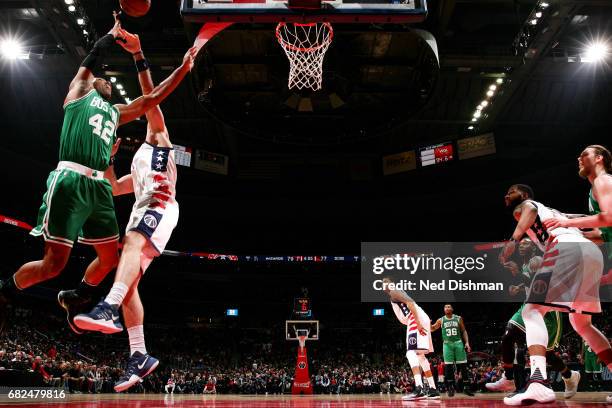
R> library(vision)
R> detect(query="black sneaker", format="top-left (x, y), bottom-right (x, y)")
top-left (74, 300), bottom-right (123, 334)
top-left (447, 384), bottom-right (455, 397)
top-left (427, 387), bottom-right (441, 399)
top-left (58, 289), bottom-right (92, 335)
top-left (114, 351), bottom-right (159, 392)
top-left (402, 386), bottom-right (427, 401)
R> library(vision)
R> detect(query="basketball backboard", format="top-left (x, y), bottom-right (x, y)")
top-left (181, 0), bottom-right (427, 24)
top-left (285, 320), bottom-right (319, 341)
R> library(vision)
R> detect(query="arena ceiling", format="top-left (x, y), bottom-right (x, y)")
top-left (2, 0), bottom-right (611, 148)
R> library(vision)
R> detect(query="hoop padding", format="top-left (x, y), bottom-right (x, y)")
top-left (276, 22), bottom-right (333, 91)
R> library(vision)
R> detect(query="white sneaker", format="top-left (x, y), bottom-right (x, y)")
top-left (486, 375), bottom-right (516, 392)
top-left (503, 381), bottom-right (555, 406)
top-left (562, 370), bottom-right (580, 399)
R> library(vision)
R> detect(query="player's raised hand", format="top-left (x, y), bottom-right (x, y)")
top-left (182, 46), bottom-right (198, 71)
top-left (108, 11), bottom-right (124, 40)
top-left (117, 29), bottom-right (141, 54)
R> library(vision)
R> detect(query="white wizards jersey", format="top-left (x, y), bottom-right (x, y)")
top-left (524, 200), bottom-right (582, 251)
top-left (130, 142), bottom-right (177, 209)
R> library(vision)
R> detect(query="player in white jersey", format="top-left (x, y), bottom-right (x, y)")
top-left (383, 277), bottom-right (439, 401)
top-left (74, 30), bottom-right (179, 392)
top-left (499, 184), bottom-right (612, 405)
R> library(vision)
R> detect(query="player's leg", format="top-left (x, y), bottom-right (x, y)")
top-left (8, 241), bottom-right (71, 290)
top-left (417, 353), bottom-right (440, 399)
top-left (487, 312), bottom-right (524, 391)
top-left (543, 311), bottom-right (580, 398)
top-left (443, 344), bottom-right (456, 397)
top-left (58, 178), bottom-right (120, 333)
top-left (73, 232), bottom-right (147, 334)
top-left (114, 280), bottom-right (159, 392)
top-left (402, 350), bottom-right (427, 401)
top-left (503, 303), bottom-right (556, 406)
top-left (0, 241), bottom-right (71, 332)
top-left (569, 313), bottom-right (612, 371)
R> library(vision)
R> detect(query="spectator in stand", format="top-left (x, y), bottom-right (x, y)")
top-left (203, 376), bottom-right (216, 394)
top-left (165, 374), bottom-right (176, 394)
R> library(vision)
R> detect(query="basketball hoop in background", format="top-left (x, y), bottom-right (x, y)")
top-left (276, 22), bottom-right (334, 91)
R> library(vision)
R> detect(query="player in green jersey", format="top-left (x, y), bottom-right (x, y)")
top-left (581, 340), bottom-right (603, 391)
top-left (544, 144), bottom-right (612, 403)
top-left (0, 16), bottom-right (198, 334)
top-left (430, 304), bottom-right (474, 397)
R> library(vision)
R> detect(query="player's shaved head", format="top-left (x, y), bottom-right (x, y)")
top-left (511, 184), bottom-right (534, 199)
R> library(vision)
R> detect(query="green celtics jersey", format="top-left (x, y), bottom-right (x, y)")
top-left (60, 89), bottom-right (119, 171)
top-left (441, 314), bottom-right (462, 343)
top-left (589, 187), bottom-right (612, 258)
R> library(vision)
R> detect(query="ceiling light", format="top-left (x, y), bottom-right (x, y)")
top-left (68, 5), bottom-right (76, 12)
top-left (530, 19), bottom-right (538, 25)
top-left (582, 41), bottom-right (609, 63)
top-left (473, 111), bottom-right (482, 118)
top-left (486, 90), bottom-right (494, 97)
top-left (119, 90), bottom-right (126, 96)
top-left (77, 18), bottom-right (85, 25)
top-left (110, 77), bottom-right (117, 83)
top-left (65, 0), bottom-right (74, 4)
top-left (489, 85), bottom-right (497, 91)
top-left (540, 2), bottom-right (549, 8)
top-left (480, 100), bottom-right (489, 107)
top-left (535, 12), bottom-right (542, 18)
top-left (115, 83), bottom-right (123, 90)
top-left (496, 78), bottom-right (503, 84)
top-left (1, 39), bottom-right (24, 60)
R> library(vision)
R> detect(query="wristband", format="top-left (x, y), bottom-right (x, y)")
top-left (135, 58), bottom-right (150, 72)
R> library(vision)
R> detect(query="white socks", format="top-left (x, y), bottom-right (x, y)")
top-left (105, 282), bottom-right (129, 306)
top-left (414, 373), bottom-right (423, 387)
top-left (128, 325), bottom-right (147, 355)
top-left (426, 375), bottom-right (435, 388)
top-left (530, 355), bottom-right (547, 380)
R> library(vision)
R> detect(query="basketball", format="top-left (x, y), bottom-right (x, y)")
top-left (119, 0), bottom-right (151, 17)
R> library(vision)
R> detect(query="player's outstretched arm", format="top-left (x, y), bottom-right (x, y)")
top-left (548, 176), bottom-right (612, 230)
top-left (116, 29), bottom-right (167, 133)
top-left (65, 17), bottom-right (123, 105)
top-left (116, 47), bottom-right (197, 126)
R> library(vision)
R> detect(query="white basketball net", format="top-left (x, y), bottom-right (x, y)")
top-left (276, 22), bottom-right (334, 91)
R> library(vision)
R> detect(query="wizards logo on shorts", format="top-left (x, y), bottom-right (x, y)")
top-left (136, 210), bottom-right (162, 238)
top-left (151, 147), bottom-right (170, 172)
top-left (407, 332), bottom-right (418, 350)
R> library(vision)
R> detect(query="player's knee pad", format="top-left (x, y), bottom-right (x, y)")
top-left (406, 350), bottom-right (420, 368)
top-left (521, 304), bottom-right (548, 347)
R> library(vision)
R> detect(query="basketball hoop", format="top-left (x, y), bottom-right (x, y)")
top-left (276, 22), bottom-right (334, 91)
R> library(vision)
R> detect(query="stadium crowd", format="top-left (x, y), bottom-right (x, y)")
top-left (1, 306), bottom-right (610, 394)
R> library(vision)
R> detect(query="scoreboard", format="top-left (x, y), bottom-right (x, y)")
top-left (293, 298), bottom-right (312, 318)
top-left (419, 142), bottom-right (454, 167)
